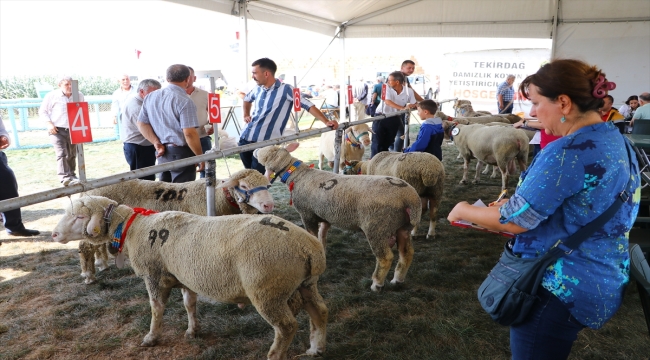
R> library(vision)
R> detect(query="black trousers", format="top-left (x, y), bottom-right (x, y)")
top-left (238, 138), bottom-right (266, 174)
top-left (0, 152), bottom-right (24, 231)
top-left (371, 115), bottom-right (402, 158)
top-left (123, 143), bottom-right (156, 181)
top-left (158, 145), bottom-right (197, 183)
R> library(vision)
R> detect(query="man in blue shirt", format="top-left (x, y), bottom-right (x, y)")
top-left (137, 64), bottom-right (203, 183)
top-left (497, 74), bottom-right (516, 114)
top-left (239, 58), bottom-right (338, 173)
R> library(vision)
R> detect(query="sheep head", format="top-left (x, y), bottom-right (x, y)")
top-left (341, 160), bottom-right (363, 175)
top-left (253, 143), bottom-right (300, 179)
top-left (217, 169), bottom-right (274, 213)
top-left (52, 196), bottom-right (118, 244)
top-left (348, 124), bottom-right (372, 147)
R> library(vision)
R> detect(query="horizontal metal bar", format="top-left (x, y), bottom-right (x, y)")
top-left (0, 111), bottom-right (410, 213)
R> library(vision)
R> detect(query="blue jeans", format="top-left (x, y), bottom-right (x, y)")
top-left (199, 136), bottom-right (212, 178)
top-left (510, 287), bottom-right (585, 360)
top-left (123, 143), bottom-right (156, 181)
top-left (238, 138), bottom-right (266, 174)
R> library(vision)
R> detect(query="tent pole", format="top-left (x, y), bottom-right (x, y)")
top-left (551, 0), bottom-right (560, 59)
top-left (339, 25), bottom-right (347, 124)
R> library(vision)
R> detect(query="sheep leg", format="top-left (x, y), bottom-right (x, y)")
top-left (391, 228), bottom-right (414, 284)
top-left (95, 243), bottom-right (109, 272)
top-left (460, 157), bottom-right (470, 185)
top-left (141, 277), bottom-right (172, 347)
top-left (299, 284), bottom-right (328, 356)
top-left (78, 241), bottom-right (97, 284)
top-left (301, 214), bottom-right (321, 243)
top-left (490, 165), bottom-right (499, 179)
top-left (318, 222), bottom-right (331, 250)
top-left (254, 299), bottom-right (298, 360)
top-left (482, 165), bottom-right (490, 175)
top-left (497, 161), bottom-right (509, 191)
top-left (426, 197), bottom-right (438, 239)
top-left (369, 236), bottom-right (394, 291)
top-left (472, 161), bottom-right (484, 184)
top-left (181, 287), bottom-right (200, 339)
top-left (318, 153), bottom-right (324, 170)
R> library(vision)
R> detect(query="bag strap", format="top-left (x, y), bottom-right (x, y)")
top-left (552, 136), bottom-right (636, 254)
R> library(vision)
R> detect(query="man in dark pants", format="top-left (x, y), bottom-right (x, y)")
top-left (392, 60), bottom-right (424, 152)
top-left (239, 58), bottom-right (337, 173)
top-left (0, 117), bottom-right (40, 237)
top-left (137, 64), bottom-right (204, 183)
top-left (121, 79), bottom-right (161, 181)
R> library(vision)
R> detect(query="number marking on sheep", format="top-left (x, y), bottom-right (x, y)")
top-left (386, 177), bottom-right (408, 187)
top-left (149, 229), bottom-right (171, 247)
top-left (259, 217), bottom-right (290, 231)
top-left (318, 179), bottom-right (338, 190)
top-left (153, 189), bottom-right (188, 201)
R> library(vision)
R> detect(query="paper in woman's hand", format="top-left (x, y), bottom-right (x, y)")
top-left (450, 199), bottom-right (515, 238)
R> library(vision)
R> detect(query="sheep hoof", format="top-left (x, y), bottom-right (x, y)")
top-left (471, 180), bottom-right (479, 185)
top-left (97, 265), bottom-right (108, 272)
top-left (305, 348), bottom-right (323, 356)
top-left (84, 277), bottom-right (96, 285)
top-left (459, 180), bottom-right (467, 185)
top-left (426, 234), bottom-right (435, 240)
top-left (371, 283), bottom-right (384, 292)
top-left (237, 303), bottom-right (246, 309)
top-left (390, 279), bottom-right (404, 285)
top-left (184, 329), bottom-right (196, 339)
top-left (140, 335), bottom-right (157, 347)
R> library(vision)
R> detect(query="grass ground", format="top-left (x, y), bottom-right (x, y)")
top-left (1, 119), bottom-right (649, 359)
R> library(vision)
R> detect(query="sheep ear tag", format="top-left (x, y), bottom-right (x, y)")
top-left (115, 252), bottom-right (126, 269)
top-left (451, 127), bottom-right (460, 136)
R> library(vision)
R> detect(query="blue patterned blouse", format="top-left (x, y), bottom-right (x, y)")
top-left (499, 121), bottom-right (640, 329)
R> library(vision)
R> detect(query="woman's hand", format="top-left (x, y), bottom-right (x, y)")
top-left (447, 201), bottom-right (469, 222)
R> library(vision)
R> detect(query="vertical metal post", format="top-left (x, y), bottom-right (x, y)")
top-left (293, 76), bottom-right (300, 134)
top-left (551, 0), bottom-right (560, 59)
top-left (71, 80), bottom-right (86, 182)
top-left (403, 111), bottom-right (411, 149)
top-left (240, 0), bottom-right (249, 86)
top-left (338, 26), bottom-right (347, 123)
top-left (206, 76), bottom-right (217, 217)
top-left (347, 75), bottom-right (352, 123)
top-left (332, 126), bottom-right (344, 174)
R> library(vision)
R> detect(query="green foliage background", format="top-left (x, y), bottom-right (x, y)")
top-left (0, 75), bottom-right (117, 99)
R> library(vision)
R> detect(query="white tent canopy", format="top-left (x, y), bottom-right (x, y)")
top-left (167, 0), bottom-right (650, 106)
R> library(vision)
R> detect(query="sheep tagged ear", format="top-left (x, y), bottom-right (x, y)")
top-left (284, 142), bottom-right (299, 153)
top-left (86, 212), bottom-right (103, 238)
top-left (217, 179), bottom-right (237, 189)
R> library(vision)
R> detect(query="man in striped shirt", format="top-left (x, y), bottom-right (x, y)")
top-left (239, 58), bottom-right (338, 173)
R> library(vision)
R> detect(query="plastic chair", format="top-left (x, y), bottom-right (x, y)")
top-left (632, 119), bottom-right (650, 135)
top-left (630, 243), bottom-right (650, 335)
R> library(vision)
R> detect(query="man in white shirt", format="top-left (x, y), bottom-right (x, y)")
top-left (186, 66), bottom-right (213, 178)
top-left (38, 76), bottom-right (85, 186)
top-left (111, 74), bottom-right (136, 126)
top-left (351, 77), bottom-right (368, 122)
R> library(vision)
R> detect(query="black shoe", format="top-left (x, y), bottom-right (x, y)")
top-left (6, 228), bottom-right (40, 237)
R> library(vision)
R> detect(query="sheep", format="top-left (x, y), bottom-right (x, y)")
top-left (52, 196), bottom-right (328, 360)
top-left (435, 111), bottom-right (510, 125)
top-left (454, 100), bottom-right (492, 117)
top-left (318, 124), bottom-right (371, 171)
top-left (480, 122), bottom-right (536, 178)
top-left (78, 169), bottom-right (274, 284)
top-left (341, 151), bottom-right (445, 240)
top-left (442, 121), bottom-right (529, 190)
top-left (254, 143), bottom-right (422, 292)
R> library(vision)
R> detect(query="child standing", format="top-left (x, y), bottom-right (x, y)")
top-left (404, 100), bottom-right (444, 160)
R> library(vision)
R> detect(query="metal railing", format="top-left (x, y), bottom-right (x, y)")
top-left (0, 97), bottom-right (457, 214)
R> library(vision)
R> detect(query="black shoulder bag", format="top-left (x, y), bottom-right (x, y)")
top-left (478, 138), bottom-right (637, 326)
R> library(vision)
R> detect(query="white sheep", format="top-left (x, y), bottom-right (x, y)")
top-left (443, 121), bottom-right (529, 190)
top-left (454, 100), bottom-right (492, 117)
top-left (341, 151), bottom-right (445, 239)
top-left (52, 196), bottom-right (327, 360)
top-left (318, 124), bottom-right (371, 171)
top-left (434, 111), bottom-right (512, 125)
top-left (78, 169), bottom-right (274, 284)
top-left (254, 143), bottom-right (422, 292)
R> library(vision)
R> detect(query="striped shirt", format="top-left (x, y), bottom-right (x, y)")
top-left (39, 90), bottom-right (85, 128)
top-left (138, 83), bottom-right (198, 146)
top-left (241, 79), bottom-right (314, 142)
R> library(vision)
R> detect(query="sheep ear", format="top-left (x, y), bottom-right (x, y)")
top-left (284, 142), bottom-right (299, 153)
top-left (217, 179), bottom-right (237, 189)
top-left (86, 213), bottom-right (103, 238)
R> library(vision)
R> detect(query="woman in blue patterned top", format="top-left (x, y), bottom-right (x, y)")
top-left (448, 59), bottom-right (640, 359)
